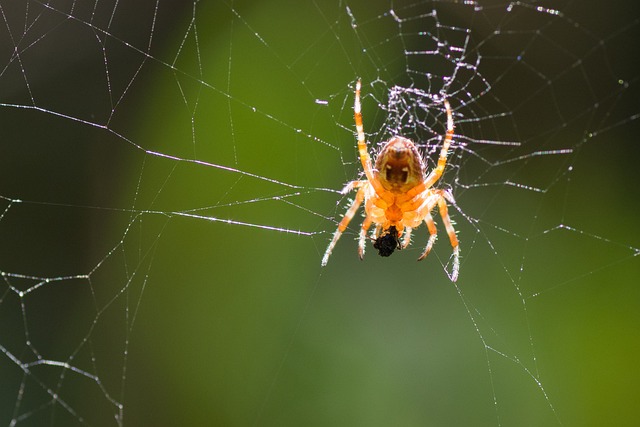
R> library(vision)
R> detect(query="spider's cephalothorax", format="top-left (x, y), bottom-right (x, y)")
top-left (321, 79), bottom-right (461, 282)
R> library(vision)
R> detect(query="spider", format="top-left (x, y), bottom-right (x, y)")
top-left (321, 79), bottom-right (460, 282)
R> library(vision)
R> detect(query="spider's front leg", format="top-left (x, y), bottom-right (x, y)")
top-left (423, 99), bottom-right (454, 189)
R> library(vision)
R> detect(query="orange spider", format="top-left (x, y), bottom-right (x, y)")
top-left (321, 79), bottom-right (460, 281)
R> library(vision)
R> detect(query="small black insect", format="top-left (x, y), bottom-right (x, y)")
top-left (373, 225), bottom-right (400, 257)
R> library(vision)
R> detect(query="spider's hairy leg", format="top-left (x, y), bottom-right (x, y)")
top-left (417, 213), bottom-right (438, 261)
top-left (437, 196), bottom-right (460, 282)
top-left (354, 79), bottom-right (385, 194)
top-left (401, 227), bottom-right (412, 249)
top-left (370, 224), bottom-right (381, 244)
top-left (424, 98), bottom-right (454, 188)
top-left (321, 186), bottom-right (365, 266)
top-left (341, 180), bottom-right (365, 194)
top-left (358, 216), bottom-right (373, 260)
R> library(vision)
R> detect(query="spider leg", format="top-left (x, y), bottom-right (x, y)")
top-left (322, 186), bottom-right (365, 266)
top-left (341, 180), bottom-right (365, 194)
top-left (371, 224), bottom-right (381, 238)
top-left (423, 99), bottom-right (454, 189)
top-left (417, 213), bottom-right (438, 261)
top-left (358, 216), bottom-right (373, 260)
top-left (437, 194), bottom-right (460, 282)
top-left (401, 227), bottom-right (412, 249)
top-left (354, 79), bottom-right (386, 194)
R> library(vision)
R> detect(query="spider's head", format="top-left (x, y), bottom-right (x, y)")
top-left (375, 136), bottom-right (425, 192)
top-left (373, 226), bottom-right (400, 257)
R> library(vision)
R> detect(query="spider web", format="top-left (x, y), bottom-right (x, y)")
top-left (1, 0), bottom-right (639, 425)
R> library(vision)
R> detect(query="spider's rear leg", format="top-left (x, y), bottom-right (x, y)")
top-left (437, 196), bottom-right (460, 282)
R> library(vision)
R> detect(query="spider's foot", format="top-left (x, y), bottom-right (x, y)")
top-left (417, 234), bottom-right (437, 261)
top-left (449, 246), bottom-right (460, 282)
top-left (321, 253), bottom-right (329, 267)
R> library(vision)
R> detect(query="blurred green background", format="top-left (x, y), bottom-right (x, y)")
top-left (0, 1), bottom-right (638, 426)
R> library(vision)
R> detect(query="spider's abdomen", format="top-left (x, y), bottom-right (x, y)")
top-left (375, 136), bottom-right (425, 193)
